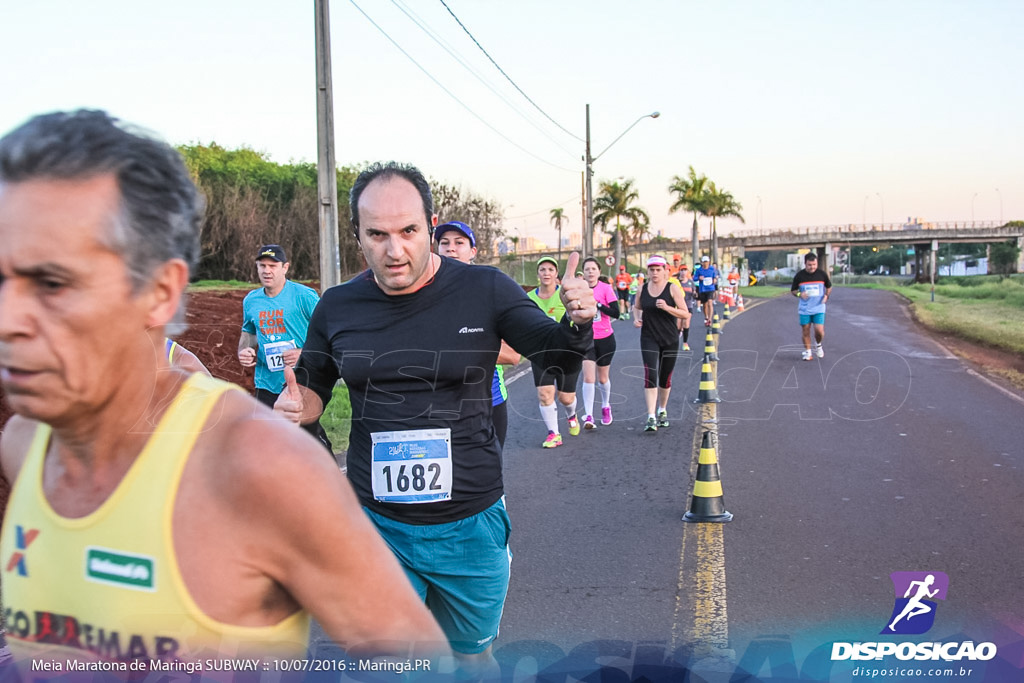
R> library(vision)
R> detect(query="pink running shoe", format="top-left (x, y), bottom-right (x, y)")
top-left (601, 406), bottom-right (613, 426)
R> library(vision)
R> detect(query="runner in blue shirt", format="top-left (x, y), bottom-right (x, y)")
top-left (692, 255), bottom-right (718, 326)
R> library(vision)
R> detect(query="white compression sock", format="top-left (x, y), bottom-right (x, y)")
top-left (540, 402), bottom-right (559, 434)
top-left (582, 382), bottom-right (595, 416)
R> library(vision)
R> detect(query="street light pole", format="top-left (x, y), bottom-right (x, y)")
top-left (876, 192), bottom-right (884, 227)
top-left (583, 105), bottom-right (660, 260)
top-left (584, 105), bottom-right (594, 259)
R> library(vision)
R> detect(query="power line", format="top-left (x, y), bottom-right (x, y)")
top-left (437, 0), bottom-right (584, 143)
top-left (506, 194), bottom-right (581, 220)
top-left (391, 0), bottom-right (578, 160)
top-left (349, 0), bottom-right (577, 173)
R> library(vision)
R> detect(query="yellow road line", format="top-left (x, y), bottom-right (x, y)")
top-left (671, 330), bottom-right (733, 659)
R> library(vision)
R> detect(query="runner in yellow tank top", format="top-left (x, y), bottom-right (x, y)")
top-left (0, 110), bottom-right (448, 669)
top-left (1, 374), bottom-right (310, 662)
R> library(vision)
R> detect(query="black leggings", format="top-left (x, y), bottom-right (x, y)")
top-left (640, 336), bottom-right (679, 389)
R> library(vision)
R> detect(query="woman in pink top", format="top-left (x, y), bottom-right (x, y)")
top-left (580, 257), bottom-right (620, 428)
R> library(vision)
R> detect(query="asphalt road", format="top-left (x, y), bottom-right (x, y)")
top-left (491, 289), bottom-right (1024, 681)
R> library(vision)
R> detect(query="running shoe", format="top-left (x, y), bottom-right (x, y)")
top-left (802, 349), bottom-right (813, 361)
top-left (814, 343), bottom-right (824, 358)
top-left (542, 431), bottom-right (562, 448)
top-left (644, 416), bottom-right (658, 433)
top-left (583, 415), bottom-right (597, 430)
top-left (682, 342), bottom-right (691, 352)
top-left (567, 415), bottom-right (581, 436)
top-left (601, 406), bottom-right (613, 426)
top-left (657, 410), bottom-right (670, 428)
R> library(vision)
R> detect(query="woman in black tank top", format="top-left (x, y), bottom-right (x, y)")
top-left (634, 255), bottom-right (692, 432)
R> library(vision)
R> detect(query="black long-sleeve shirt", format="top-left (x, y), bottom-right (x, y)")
top-left (296, 257), bottom-right (590, 524)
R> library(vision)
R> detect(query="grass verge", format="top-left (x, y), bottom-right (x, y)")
top-left (737, 285), bottom-right (788, 299)
top-left (321, 382), bottom-right (352, 453)
top-left (848, 277), bottom-right (1024, 355)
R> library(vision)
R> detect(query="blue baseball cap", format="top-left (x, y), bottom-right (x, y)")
top-left (434, 221), bottom-right (476, 247)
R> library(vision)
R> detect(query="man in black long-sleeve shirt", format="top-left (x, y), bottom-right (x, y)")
top-left (276, 161), bottom-right (594, 675)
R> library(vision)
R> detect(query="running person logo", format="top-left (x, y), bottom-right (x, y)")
top-left (881, 571), bottom-right (949, 635)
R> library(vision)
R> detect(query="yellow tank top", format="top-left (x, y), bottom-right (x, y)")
top-left (0, 373), bottom-right (310, 665)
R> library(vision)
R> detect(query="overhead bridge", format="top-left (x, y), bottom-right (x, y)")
top-left (498, 221), bottom-right (1023, 274)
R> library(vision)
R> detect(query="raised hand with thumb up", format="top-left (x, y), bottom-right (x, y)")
top-left (558, 252), bottom-right (596, 326)
top-left (274, 365), bottom-right (307, 424)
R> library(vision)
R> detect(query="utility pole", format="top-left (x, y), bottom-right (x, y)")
top-left (315, 0), bottom-right (341, 289)
top-left (584, 104), bottom-right (594, 260)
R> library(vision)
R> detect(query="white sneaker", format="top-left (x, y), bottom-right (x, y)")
top-left (802, 349), bottom-right (813, 361)
top-left (814, 343), bottom-right (824, 358)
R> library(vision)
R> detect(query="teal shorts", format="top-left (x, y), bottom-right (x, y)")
top-left (363, 498), bottom-right (512, 654)
top-left (799, 312), bottom-right (826, 325)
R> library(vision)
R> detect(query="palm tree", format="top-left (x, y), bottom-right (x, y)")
top-left (668, 166), bottom-right (711, 266)
top-left (705, 182), bottom-right (745, 265)
top-left (593, 179), bottom-right (650, 270)
top-left (549, 207), bottom-right (568, 261)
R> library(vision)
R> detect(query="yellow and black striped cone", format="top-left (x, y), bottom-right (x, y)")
top-left (723, 303), bottom-right (731, 320)
top-left (711, 314), bottom-right (722, 336)
top-left (693, 359), bottom-right (721, 403)
top-left (702, 331), bottom-right (719, 362)
top-left (683, 431), bottom-right (733, 523)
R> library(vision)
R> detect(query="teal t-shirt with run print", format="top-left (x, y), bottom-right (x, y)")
top-left (241, 279), bottom-right (320, 393)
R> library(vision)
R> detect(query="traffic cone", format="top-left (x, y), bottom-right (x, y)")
top-left (712, 314), bottom-right (722, 336)
top-left (702, 331), bottom-right (719, 362)
top-left (737, 293), bottom-right (745, 312)
top-left (683, 431), bottom-right (733, 523)
top-left (693, 359), bottom-right (721, 403)
top-left (723, 302), bottom-right (731, 320)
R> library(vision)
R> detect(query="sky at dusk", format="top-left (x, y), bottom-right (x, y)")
top-left (2, 1), bottom-right (1020, 247)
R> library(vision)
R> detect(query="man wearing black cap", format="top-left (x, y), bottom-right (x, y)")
top-left (238, 244), bottom-right (332, 451)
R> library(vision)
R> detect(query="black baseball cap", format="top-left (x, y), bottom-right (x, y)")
top-left (256, 245), bottom-right (287, 262)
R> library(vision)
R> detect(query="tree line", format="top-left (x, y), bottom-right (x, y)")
top-left (179, 144), bottom-right (506, 283)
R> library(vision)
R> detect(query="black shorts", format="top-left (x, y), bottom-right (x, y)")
top-left (617, 288), bottom-right (630, 301)
top-left (698, 291), bottom-right (714, 304)
top-left (531, 361), bottom-right (580, 394)
top-left (583, 335), bottom-right (617, 367)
